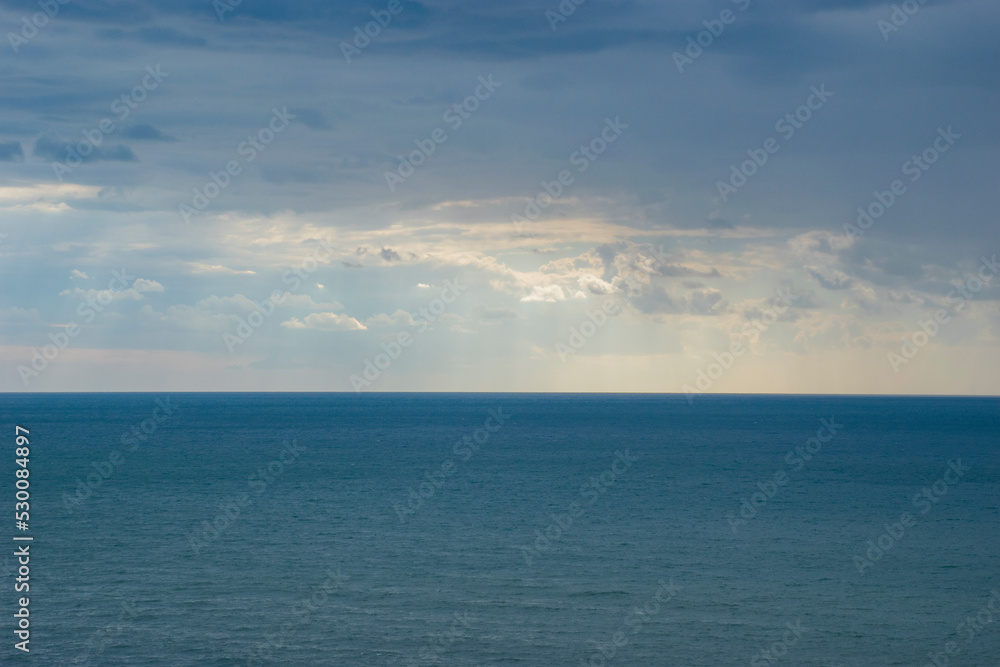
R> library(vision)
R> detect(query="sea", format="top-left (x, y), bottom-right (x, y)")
top-left (1, 393), bottom-right (998, 666)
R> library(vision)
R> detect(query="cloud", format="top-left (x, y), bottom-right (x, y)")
top-left (887, 289), bottom-right (923, 305)
top-left (789, 231), bottom-right (853, 256)
top-left (281, 312), bottom-right (366, 331)
top-left (133, 278), bottom-right (165, 293)
top-left (365, 310), bottom-right (416, 328)
top-left (380, 247), bottom-right (402, 262)
top-left (807, 266), bottom-right (854, 290)
top-left (33, 136), bottom-right (136, 164)
top-left (60, 286), bottom-right (151, 302)
top-left (122, 124), bottom-right (176, 141)
top-left (707, 218), bottom-right (735, 230)
top-left (521, 284), bottom-right (565, 302)
top-left (630, 284), bottom-right (677, 315)
top-left (141, 291), bottom-right (344, 333)
top-left (278, 294), bottom-right (343, 310)
top-left (99, 26), bottom-right (207, 47)
top-left (579, 274), bottom-right (617, 295)
top-left (596, 242), bottom-right (721, 283)
top-left (629, 284), bottom-right (726, 317)
top-left (658, 264), bottom-right (723, 279)
top-left (686, 288), bottom-right (725, 315)
top-left (0, 0), bottom-right (997, 394)
top-left (187, 263), bottom-right (257, 275)
top-left (289, 108), bottom-right (331, 130)
top-left (850, 284), bottom-right (883, 314)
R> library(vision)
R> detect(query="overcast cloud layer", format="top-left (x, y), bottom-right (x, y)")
top-left (1, 0), bottom-right (998, 393)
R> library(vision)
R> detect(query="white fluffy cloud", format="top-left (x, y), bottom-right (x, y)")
top-left (282, 313), bottom-right (367, 331)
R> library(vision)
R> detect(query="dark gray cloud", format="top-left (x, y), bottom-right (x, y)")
top-left (289, 108), bottom-right (331, 130)
top-left (807, 266), bottom-right (854, 290)
top-left (658, 264), bottom-right (723, 279)
top-left (8, 0), bottom-right (977, 66)
top-left (631, 284), bottom-right (678, 315)
top-left (0, 0), bottom-right (997, 393)
top-left (122, 124), bottom-right (175, 141)
top-left (686, 288), bottom-right (725, 315)
top-left (32, 135), bottom-right (137, 163)
top-left (98, 26), bottom-right (207, 46)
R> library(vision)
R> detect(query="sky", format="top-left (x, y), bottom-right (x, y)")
top-left (0, 0), bottom-right (997, 393)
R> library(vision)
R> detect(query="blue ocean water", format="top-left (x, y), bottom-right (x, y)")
top-left (1, 393), bottom-right (998, 666)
